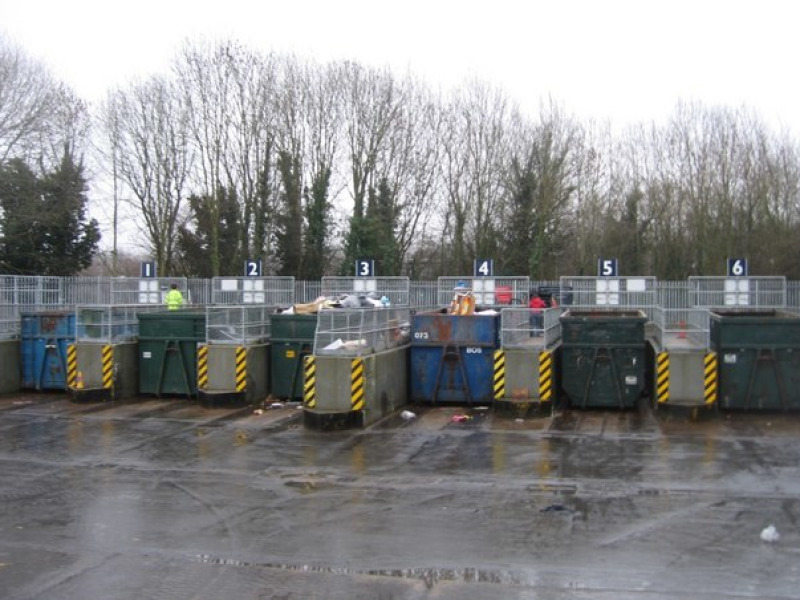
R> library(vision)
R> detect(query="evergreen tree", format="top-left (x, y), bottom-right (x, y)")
top-left (340, 176), bottom-right (400, 276)
top-left (301, 166), bottom-right (332, 279)
top-left (0, 159), bottom-right (43, 273)
top-left (39, 150), bottom-right (101, 275)
top-left (502, 155), bottom-right (538, 277)
top-left (0, 152), bottom-right (100, 275)
top-left (175, 186), bottom-right (243, 277)
top-left (368, 177), bottom-right (400, 275)
top-left (274, 150), bottom-right (303, 276)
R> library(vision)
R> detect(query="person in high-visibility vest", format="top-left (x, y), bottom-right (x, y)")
top-left (165, 284), bottom-right (184, 310)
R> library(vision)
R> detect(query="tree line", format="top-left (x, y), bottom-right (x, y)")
top-left (2, 35), bottom-right (800, 279)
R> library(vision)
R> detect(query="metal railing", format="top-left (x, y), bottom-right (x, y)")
top-left (321, 276), bottom-right (411, 306)
top-left (436, 276), bottom-right (530, 308)
top-left (500, 307), bottom-right (562, 349)
top-left (0, 305), bottom-right (18, 340)
top-left (1, 276), bottom-right (799, 317)
top-left (211, 277), bottom-right (294, 306)
top-left (205, 305), bottom-right (275, 345)
top-left (688, 276), bottom-right (787, 309)
top-left (313, 307), bottom-right (412, 357)
top-left (75, 304), bottom-right (163, 343)
top-left (651, 306), bottom-right (711, 350)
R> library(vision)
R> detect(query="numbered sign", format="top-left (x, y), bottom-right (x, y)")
top-left (244, 259), bottom-right (262, 277)
top-left (598, 258), bottom-right (618, 277)
top-left (355, 259), bottom-right (375, 277)
top-left (727, 258), bottom-right (747, 277)
top-left (474, 259), bottom-right (493, 277)
top-left (140, 261), bottom-right (156, 278)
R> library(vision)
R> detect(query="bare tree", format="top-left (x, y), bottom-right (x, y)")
top-left (500, 101), bottom-right (578, 279)
top-left (379, 77), bottom-right (444, 272)
top-left (300, 60), bottom-right (343, 277)
top-left (174, 41), bottom-right (280, 274)
top-left (99, 76), bottom-right (192, 275)
top-left (337, 61), bottom-right (405, 221)
top-left (568, 119), bottom-right (615, 276)
top-left (440, 81), bottom-right (510, 274)
top-left (0, 36), bottom-right (87, 169)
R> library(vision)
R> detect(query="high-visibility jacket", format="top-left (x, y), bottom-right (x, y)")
top-left (165, 289), bottom-right (184, 310)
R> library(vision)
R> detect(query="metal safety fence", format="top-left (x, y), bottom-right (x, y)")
top-left (500, 307), bottom-right (561, 349)
top-left (211, 277), bottom-right (294, 306)
top-left (2, 275), bottom-right (800, 341)
top-left (436, 277), bottom-right (530, 308)
top-left (205, 305), bottom-right (275, 345)
top-left (651, 306), bottom-right (711, 350)
top-left (313, 307), bottom-right (412, 357)
top-left (321, 276), bottom-right (411, 306)
top-left (75, 304), bottom-right (164, 343)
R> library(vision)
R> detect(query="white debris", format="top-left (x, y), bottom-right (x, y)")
top-left (253, 409), bottom-right (264, 415)
top-left (400, 410), bottom-right (417, 421)
top-left (760, 524), bottom-right (780, 542)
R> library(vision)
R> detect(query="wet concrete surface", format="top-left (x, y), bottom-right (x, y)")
top-left (1, 393), bottom-right (799, 599)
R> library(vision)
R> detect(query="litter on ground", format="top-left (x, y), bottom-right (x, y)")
top-left (761, 525), bottom-right (780, 542)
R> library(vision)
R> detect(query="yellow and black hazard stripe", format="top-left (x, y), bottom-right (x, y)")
top-left (235, 346), bottom-right (247, 392)
top-left (66, 344), bottom-right (77, 388)
top-left (539, 350), bottom-right (553, 402)
top-left (493, 349), bottom-right (505, 400)
top-left (351, 358), bottom-right (365, 411)
top-left (704, 351), bottom-right (718, 405)
top-left (656, 351), bottom-right (670, 404)
top-left (303, 355), bottom-right (316, 408)
top-left (101, 345), bottom-right (113, 390)
top-left (197, 345), bottom-right (208, 390)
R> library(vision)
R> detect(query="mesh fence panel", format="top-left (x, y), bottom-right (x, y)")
top-left (211, 277), bottom-right (294, 306)
top-left (321, 277), bottom-right (410, 306)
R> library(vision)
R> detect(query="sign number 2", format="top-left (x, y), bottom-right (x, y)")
top-left (245, 260), bottom-right (262, 277)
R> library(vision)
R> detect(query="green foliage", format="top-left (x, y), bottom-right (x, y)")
top-left (340, 177), bottom-right (400, 276)
top-left (275, 151), bottom-right (303, 277)
top-left (0, 152), bottom-right (100, 275)
top-left (175, 186), bottom-right (243, 277)
top-left (301, 167), bottom-right (332, 279)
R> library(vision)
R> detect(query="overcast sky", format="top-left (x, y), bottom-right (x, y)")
top-left (2, 0), bottom-right (800, 135)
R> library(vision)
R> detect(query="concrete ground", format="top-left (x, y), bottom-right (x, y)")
top-left (0, 393), bottom-right (798, 599)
